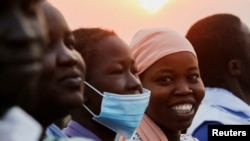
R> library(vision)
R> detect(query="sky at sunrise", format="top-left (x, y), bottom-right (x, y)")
top-left (49, 0), bottom-right (250, 43)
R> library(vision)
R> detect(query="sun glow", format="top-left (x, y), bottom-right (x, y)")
top-left (139, 0), bottom-right (168, 13)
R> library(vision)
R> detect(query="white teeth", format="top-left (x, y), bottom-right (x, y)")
top-left (171, 104), bottom-right (193, 114)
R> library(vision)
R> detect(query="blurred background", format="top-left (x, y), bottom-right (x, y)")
top-left (49, 0), bottom-right (250, 43)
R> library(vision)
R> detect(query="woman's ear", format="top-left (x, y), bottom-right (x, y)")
top-left (227, 59), bottom-right (241, 76)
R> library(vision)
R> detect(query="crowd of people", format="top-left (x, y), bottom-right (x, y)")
top-left (1, 0), bottom-right (250, 141)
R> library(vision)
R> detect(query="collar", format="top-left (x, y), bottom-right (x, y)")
top-left (202, 87), bottom-right (250, 118)
top-left (62, 120), bottom-right (101, 141)
top-left (46, 123), bottom-right (68, 138)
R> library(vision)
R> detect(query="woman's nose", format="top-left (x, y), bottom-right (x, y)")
top-left (126, 73), bottom-right (143, 94)
top-left (57, 43), bottom-right (77, 67)
top-left (174, 80), bottom-right (193, 95)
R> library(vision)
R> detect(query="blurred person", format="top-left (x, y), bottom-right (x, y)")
top-left (120, 27), bottom-right (204, 141)
top-left (0, 0), bottom-right (48, 140)
top-left (0, 0), bottom-right (47, 115)
top-left (185, 13), bottom-right (250, 141)
top-left (34, 2), bottom-right (93, 141)
top-left (62, 28), bottom-right (151, 141)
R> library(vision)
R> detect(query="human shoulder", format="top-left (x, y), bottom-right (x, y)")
top-left (180, 134), bottom-right (199, 141)
top-left (0, 106), bottom-right (42, 141)
top-left (43, 136), bottom-right (94, 141)
top-left (191, 121), bottom-right (222, 141)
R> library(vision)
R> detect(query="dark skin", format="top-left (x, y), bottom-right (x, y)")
top-left (29, 2), bottom-right (86, 140)
top-left (186, 14), bottom-right (250, 105)
top-left (225, 23), bottom-right (250, 104)
top-left (71, 35), bottom-right (142, 141)
top-left (0, 0), bottom-right (48, 116)
top-left (140, 52), bottom-right (205, 141)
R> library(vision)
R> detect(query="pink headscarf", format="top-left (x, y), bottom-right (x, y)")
top-left (130, 27), bottom-right (197, 75)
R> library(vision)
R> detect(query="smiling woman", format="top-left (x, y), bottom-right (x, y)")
top-left (139, 0), bottom-right (168, 13)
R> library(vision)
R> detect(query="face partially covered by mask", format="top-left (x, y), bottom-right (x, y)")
top-left (83, 81), bottom-right (151, 139)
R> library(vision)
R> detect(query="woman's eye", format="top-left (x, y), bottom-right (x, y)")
top-left (113, 69), bottom-right (123, 74)
top-left (164, 77), bottom-right (172, 82)
top-left (188, 74), bottom-right (200, 82)
top-left (191, 75), bottom-right (198, 79)
top-left (64, 38), bottom-right (75, 49)
top-left (131, 67), bottom-right (138, 74)
top-left (157, 76), bottom-right (173, 85)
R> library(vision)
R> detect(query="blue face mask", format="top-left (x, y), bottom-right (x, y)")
top-left (83, 81), bottom-right (150, 139)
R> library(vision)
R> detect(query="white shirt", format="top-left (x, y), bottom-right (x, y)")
top-left (187, 87), bottom-right (250, 134)
top-left (0, 106), bottom-right (42, 141)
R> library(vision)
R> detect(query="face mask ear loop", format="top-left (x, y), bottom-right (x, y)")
top-left (82, 81), bottom-right (103, 117)
top-left (82, 104), bottom-right (97, 117)
top-left (83, 81), bottom-right (104, 96)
